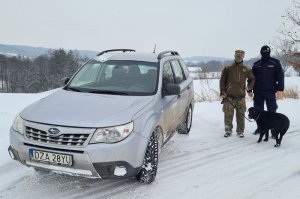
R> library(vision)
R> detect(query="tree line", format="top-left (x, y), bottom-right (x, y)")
top-left (0, 49), bottom-right (87, 93)
top-left (186, 55), bottom-right (300, 76)
top-left (0, 47), bottom-right (299, 93)
top-left (186, 58), bottom-right (259, 73)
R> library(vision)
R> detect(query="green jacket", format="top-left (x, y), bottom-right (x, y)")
top-left (220, 62), bottom-right (255, 98)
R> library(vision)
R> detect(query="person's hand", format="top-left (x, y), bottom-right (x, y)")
top-left (276, 91), bottom-right (284, 99)
top-left (220, 92), bottom-right (227, 99)
top-left (220, 93), bottom-right (227, 104)
top-left (247, 90), bottom-right (253, 97)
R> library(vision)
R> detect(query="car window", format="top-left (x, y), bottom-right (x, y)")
top-left (104, 64), bottom-right (116, 79)
top-left (162, 62), bottom-right (175, 90)
top-left (179, 60), bottom-right (190, 78)
top-left (68, 60), bottom-right (158, 96)
top-left (70, 63), bottom-right (101, 86)
top-left (171, 60), bottom-right (185, 84)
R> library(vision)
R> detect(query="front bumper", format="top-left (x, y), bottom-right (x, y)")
top-left (9, 127), bottom-right (148, 178)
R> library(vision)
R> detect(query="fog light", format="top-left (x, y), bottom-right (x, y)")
top-left (114, 166), bottom-right (127, 176)
top-left (8, 148), bottom-right (15, 159)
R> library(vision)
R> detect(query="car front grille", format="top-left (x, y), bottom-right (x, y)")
top-left (25, 126), bottom-right (90, 146)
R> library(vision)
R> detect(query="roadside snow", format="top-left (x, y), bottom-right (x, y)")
top-left (0, 79), bottom-right (299, 199)
top-left (193, 76), bottom-right (300, 101)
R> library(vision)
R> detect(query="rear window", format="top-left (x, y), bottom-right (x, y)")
top-left (179, 60), bottom-right (190, 78)
top-left (171, 60), bottom-right (185, 84)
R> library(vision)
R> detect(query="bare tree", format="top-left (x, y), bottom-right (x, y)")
top-left (196, 68), bottom-right (220, 102)
top-left (272, 39), bottom-right (297, 75)
top-left (0, 48), bottom-right (84, 93)
top-left (279, 0), bottom-right (300, 44)
top-left (0, 55), bottom-right (7, 91)
top-left (288, 52), bottom-right (300, 76)
top-left (278, 0), bottom-right (300, 71)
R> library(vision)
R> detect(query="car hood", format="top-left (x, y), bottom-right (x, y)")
top-left (20, 89), bottom-right (154, 128)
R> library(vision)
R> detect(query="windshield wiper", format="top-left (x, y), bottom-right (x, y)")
top-left (65, 87), bottom-right (82, 92)
top-left (88, 90), bottom-right (129, 95)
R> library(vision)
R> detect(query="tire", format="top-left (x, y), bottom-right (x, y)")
top-left (177, 105), bottom-right (193, 134)
top-left (136, 131), bottom-right (159, 184)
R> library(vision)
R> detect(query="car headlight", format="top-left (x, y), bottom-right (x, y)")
top-left (12, 115), bottom-right (24, 134)
top-left (90, 122), bottom-right (134, 144)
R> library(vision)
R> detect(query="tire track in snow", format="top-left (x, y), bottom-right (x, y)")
top-left (155, 127), bottom-right (300, 199)
top-left (62, 179), bottom-right (138, 199)
top-left (152, 143), bottom-right (294, 199)
top-left (2, 129), bottom-right (299, 199)
top-left (157, 129), bottom-right (300, 180)
top-left (160, 127), bottom-right (300, 168)
top-left (159, 141), bottom-right (257, 178)
top-left (218, 148), bottom-right (300, 199)
top-left (62, 129), bottom-right (300, 199)
top-left (4, 173), bottom-right (136, 199)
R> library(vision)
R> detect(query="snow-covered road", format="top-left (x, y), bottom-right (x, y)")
top-left (1, 90), bottom-right (299, 199)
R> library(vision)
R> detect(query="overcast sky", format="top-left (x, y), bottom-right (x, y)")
top-left (0, 0), bottom-right (293, 58)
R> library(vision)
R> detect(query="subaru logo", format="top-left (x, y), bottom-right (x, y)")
top-left (48, 128), bottom-right (60, 136)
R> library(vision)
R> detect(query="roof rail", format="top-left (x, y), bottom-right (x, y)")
top-left (97, 49), bottom-right (135, 56)
top-left (157, 50), bottom-right (180, 60)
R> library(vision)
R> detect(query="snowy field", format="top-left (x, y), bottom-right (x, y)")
top-left (193, 76), bottom-right (300, 101)
top-left (0, 78), bottom-right (300, 199)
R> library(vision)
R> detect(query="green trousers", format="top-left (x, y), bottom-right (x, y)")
top-left (222, 98), bottom-right (246, 133)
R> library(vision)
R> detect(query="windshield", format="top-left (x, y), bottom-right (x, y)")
top-left (66, 60), bottom-right (159, 96)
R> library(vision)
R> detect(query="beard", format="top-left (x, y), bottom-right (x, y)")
top-left (235, 57), bottom-right (243, 63)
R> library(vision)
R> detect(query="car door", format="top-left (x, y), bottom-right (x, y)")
top-left (160, 61), bottom-right (178, 137)
top-left (179, 59), bottom-right (194, 106)
top-left (170, 59), bottom-right (190, 126)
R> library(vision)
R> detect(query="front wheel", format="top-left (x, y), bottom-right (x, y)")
top-left (136, 132), bottom-right (159, 184)
top-left (177, 105), bottom-right (193, 134)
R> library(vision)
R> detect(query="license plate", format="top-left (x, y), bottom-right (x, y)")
top-left (29, 149), bottom-right (73, 167)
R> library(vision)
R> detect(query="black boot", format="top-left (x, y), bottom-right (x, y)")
top-left (224, 132), bottom-right (232, 138)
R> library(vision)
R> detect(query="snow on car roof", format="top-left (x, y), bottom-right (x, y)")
top-left (94, 52), bottom-right (159, 63)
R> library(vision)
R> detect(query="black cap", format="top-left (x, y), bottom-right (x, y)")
top-left (260, 45), bottom-right (271, 53)
top-left (260, 45), bottom-right (271, 58)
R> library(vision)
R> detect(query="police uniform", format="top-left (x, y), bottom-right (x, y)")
top-left (252, 46), bottom-right (284, 113)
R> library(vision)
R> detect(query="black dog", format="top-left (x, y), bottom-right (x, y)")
top-left (248, 107), bottom-right (290, 147)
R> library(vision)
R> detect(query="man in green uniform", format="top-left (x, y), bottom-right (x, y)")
top-left (220, 50), bottom-right (255, 138)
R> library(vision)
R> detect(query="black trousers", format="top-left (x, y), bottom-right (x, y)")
top-left (253, 91), bottom-right (277, 135)
top-left (253, 91), bottom-right (278, 113)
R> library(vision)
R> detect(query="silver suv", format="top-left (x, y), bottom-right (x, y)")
top-left (8, 49), bottom-right (194, 184)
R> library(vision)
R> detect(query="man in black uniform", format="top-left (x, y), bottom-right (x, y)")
top-left (252, 45), bottom-right (284, 134)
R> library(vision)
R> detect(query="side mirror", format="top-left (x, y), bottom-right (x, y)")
top-left (61, 77), bottom-right (70, 86)
top-left (163, 84), bottom-right (180, 96)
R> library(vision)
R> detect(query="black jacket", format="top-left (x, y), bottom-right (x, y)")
top-left (252, 57), bottom-right (284, 93)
